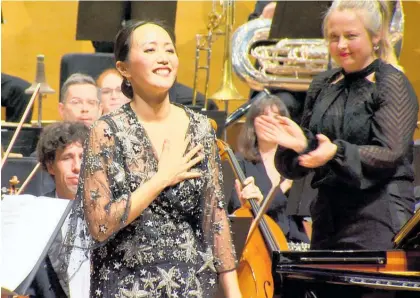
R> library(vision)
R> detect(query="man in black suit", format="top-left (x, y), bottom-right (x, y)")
top-left (27, 121), bottom-right (89, 298)
top-left (1, 73), bottom-right (33, 123)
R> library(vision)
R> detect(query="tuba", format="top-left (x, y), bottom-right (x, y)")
top-left (232, 0), bottom-right (405, 92)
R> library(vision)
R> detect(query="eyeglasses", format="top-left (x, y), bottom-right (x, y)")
top-left (65, 98), bottom-right (100, 108)
top-left (101, 87), bottom-right (123, 96)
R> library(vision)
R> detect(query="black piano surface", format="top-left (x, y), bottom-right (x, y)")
top-left (272, 212), bottom-right (420, 297)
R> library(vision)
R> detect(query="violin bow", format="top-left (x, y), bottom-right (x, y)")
top-left (1, 83), bottom-right (40, 170)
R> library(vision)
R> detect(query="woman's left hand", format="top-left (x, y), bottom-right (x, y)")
top-left (234, 176), bottom-right (264, 205)
top-left (298, 134), bottom-right (337, 168)
top-left (279, 179), bottom-right (293, 193)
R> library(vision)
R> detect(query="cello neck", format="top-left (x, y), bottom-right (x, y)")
top-left (225, 148), bottom-right (280, 254)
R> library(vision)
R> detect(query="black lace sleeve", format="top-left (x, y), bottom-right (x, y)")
top-left (274, 72), bottom-right (330, 179)
top-left (81, 120), bottom-right (131, 242)
top-left (329, 70), bottom-right (418, 189)
top-left (201, 121), bottom-right (237, 273)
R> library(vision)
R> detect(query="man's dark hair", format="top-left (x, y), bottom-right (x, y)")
top-left (36, 121), bottom-right (89, 171)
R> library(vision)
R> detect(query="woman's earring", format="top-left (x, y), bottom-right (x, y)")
top-left (373, 45), bottom-right (379, 51)
top-left (125, 80), bottom-right (131, 87)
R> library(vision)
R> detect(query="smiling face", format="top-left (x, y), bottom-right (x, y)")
top-left (326, 9), bottom-right (379, 73)
top-left (119, 23), bottom-right (178, 96)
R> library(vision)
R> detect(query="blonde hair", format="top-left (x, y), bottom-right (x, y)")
top-left (323, 0), bottom-right (400, 68)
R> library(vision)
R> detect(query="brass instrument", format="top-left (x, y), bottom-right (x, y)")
top-left (231, 0), bottom-right (405, 92)
top-left (1, 54), bottom-right (55, 196)
top-left (192, 0), bottom-right (245, 112)
top-left (25, 55), bottom-right (55, 127)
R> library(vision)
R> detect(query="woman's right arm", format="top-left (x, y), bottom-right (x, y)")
top-left (273, 73), bottom-right (328, 179)
top-left (82, 120), bottom-right (163, 242)
top-left (83, 121), bottom-right (203, 242)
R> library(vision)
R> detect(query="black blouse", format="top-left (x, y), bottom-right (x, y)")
top-left (274, 59), bottom-right (418, 249)
top-left (276, 59), bottom-right (418, 190)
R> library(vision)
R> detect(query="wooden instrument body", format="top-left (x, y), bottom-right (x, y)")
top-left (233, 207), bottom-right (289, 298)
top-left (214, 131), bottom-right (291, 298)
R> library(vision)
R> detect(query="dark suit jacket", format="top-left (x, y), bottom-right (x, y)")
top-left (228, 154), bottom-right (309, 243)
top-left (169, 82), bottom-right (218, 111)
top-left (27, 189), bottom-right (68, 298)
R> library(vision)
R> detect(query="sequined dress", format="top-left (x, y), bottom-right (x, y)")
top-left (71, 104), bottom-right (237, 298)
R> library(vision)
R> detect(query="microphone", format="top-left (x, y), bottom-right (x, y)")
top-left (224, 89), bottom-right (270, 128)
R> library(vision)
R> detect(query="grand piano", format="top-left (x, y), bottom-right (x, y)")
top-left (272, 212), bottom-right (420, 297)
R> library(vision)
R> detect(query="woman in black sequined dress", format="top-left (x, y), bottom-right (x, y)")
top-left (64, 20), bottom-right (243, 298)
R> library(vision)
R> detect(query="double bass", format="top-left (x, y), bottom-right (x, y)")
top-left (214, 130), bottom-right (289, 298)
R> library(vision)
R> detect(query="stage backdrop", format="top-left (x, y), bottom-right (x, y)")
top-left (2, 1), bottom-right (420, 139)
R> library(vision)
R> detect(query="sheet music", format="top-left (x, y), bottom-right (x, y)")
top-left (1, 194), bottom-right (71, 292)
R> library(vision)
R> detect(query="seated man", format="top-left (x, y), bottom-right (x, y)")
top-left (1, 73), bottom-right (33, 123)
top-left (59, 73), bottom-right (102, 127)
top-left (28, 121), bottom-right (89, 298)
top-left (31, 73), bottom-right (102, 195)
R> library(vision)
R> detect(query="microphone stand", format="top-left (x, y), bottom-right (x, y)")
top-left (224, 89), bottom-right (270, 128)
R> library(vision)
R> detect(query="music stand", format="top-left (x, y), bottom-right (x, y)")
top-left (269, 1), bottom-right (331, 39)
top-left (76, 1), bottom-right (178, 42)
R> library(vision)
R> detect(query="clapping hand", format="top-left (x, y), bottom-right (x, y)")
top-left (298, 134), bottom-right (337, 168)
top-left (279, 179), bottom-right (293, 194)
top-left (254, 115), bottom-right (308, 153)
top-left (157, 136), bottom-right (204, 187)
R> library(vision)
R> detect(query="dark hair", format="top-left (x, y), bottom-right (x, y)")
top-left (114, 20), bottom-right (177, 99)
top-left (238, 94), bottom-right (290, 162)
top-left (36, 121), bottom-right (89, 172)
top-left (60, 73), bottom-right (98, 103)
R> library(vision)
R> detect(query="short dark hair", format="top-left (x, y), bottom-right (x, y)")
top-left (36, 121), bottom-right (89, 171)
top-left (238, 94), bottom-right (290, 162)
top-left (114, 19), bottom-right (176, 99)
top-left (60, 73), bottom-right (98, 103)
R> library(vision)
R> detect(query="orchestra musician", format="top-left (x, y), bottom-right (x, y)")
top-left (228, 93), bottom-right (310, 246)
top-left (28, 121), bottom-right (89, 298)
top-left (62, 20), bottom-right (247, 297)
top-left (256, 0), bottom-right (418, 252)
top-left (58, 73), bottom-right (102, 127)
top-left (96, 68), bottom-right (130, 115)
top-left (29, 73), bottom-right (103, 195)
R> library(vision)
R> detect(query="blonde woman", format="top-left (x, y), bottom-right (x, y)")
top-left (257, 0), bottom-right (418, 251)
